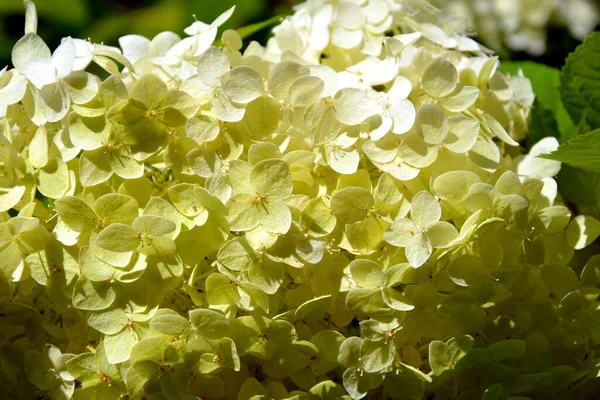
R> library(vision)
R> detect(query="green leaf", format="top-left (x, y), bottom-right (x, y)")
top-left (542, 129), bottom-right (600, 173)
top-left (235, 15), bottom-right (282, 41)
top-left (528, 99), bottom-right (562, 143)
top-left (556, 165), bottom-right (600, 214)
top-left (560, 32), bottom-right (600, 133)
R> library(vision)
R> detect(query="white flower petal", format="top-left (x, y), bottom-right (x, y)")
top-left (197, 47), bottom-right (230, 88)
top-left (331, 27), bottom-right (363, 49)
top-left (405, 233), bottom-right (432, 268)
top-left (12, 33), bottom-right (51, 73)
top-left (212, 89), bottom-right (246, 122)
top-left (410, 191), bottom-right (441, 227)
top-left (22, 59), bottom-right (55, 88)
top-left (220, 66), bottom-right (264, 104)
top-left (516, 137), bottom-right (561, 179)
top-left (119, 34), bottom-right (150, 65)
top-left (387, 76), bottom-right (412, 101)
top-left (333, 88), bottom-right (379, 125)
top-left (52, 37), bottom-right (76, 79)
top-left (422, 58), bottom-right (459, 98)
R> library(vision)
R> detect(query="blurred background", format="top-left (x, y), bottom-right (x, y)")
top-left (0, 0), bottom-right (597, 69)
top-left (0, 0), bottom-right (298, 67)
top-left (0, 0), bottom-right (600, 68)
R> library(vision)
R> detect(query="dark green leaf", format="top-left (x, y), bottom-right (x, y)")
top-left (236, 15), bottom-right (283, 41)
top-left (528, 99), bottom-right (561, 144)
top-left (556, 166), bottom-right (600, 217)
top-left (542, 129), bottom-right (600, 173)
top-left (560, 32), bottom-right (600, 133)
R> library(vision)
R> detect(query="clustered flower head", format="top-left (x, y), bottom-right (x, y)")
top-left (1, 0), bottom-right (599, 399)
top-left (431, 0), bottom-right (599, 55)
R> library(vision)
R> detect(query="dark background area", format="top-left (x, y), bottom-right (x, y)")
top-left (509, 26), bottom-right (587, 70)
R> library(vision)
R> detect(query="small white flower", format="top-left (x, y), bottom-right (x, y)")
top-left (385, 191), bottom-right (458, 268)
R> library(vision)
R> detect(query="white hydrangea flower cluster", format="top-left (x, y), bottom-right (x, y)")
top-left (1, 1), bottom-right (599, 399)
top-left (431, 0), bottom-right (599, 55)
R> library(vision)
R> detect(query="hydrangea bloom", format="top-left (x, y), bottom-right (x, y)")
top-left (431, 0), bottom-right (599, 55)
top-left (0, 1), bottom-right (599, 399)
